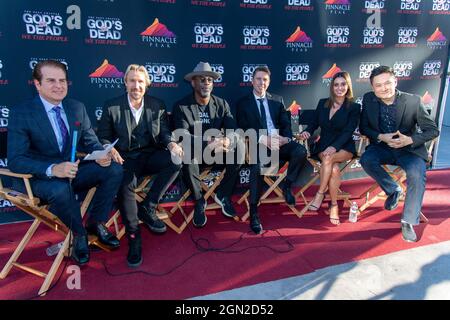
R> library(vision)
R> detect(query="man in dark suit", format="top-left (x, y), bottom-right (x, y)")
top-left (98, 64), bottom-right (182, 267)
top-left (172, 62), bottom-right (244, 228)
top-left (7, 60), bottom-right (123, 265)
top-left (235, 66), bottom-right (307, 234)
top-left (360, 65), bottom-right (439, 242)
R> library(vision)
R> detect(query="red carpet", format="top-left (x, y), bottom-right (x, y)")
top-left (1, 169), bottom-right (449, 300)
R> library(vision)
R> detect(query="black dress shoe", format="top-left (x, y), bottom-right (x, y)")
top-left (401, 222), bottom-right (417, 242)
top-left (385, 190), bottom-right (402, 211)
top-left (71, 234), bottom-right (90, 265)
top-left (249, 205), bottom-right (263, 235)
top-left (193, 198), bottom-right (207, 228)
top-left (127, 230), bottom-right (142, 268)
top-left (86, 223), bottom-right (120, 248)
top-left (138, 204), bottom-right (167, 234)
top-left (214, 194), bottom-right (237, 218)
top-left (282, 185), bottom-right (296, 206)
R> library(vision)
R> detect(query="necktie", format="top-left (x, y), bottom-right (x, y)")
top-left (53, 106), bottom-right (68, 151)
top-left (257, 99), bottom-right (267, 129)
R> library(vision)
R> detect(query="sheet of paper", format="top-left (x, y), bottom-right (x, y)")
top-left (83, 139), bottom-right (119, 160)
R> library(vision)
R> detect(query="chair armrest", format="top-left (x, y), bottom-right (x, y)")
top-left (0, 168), bottom-right (33, 179)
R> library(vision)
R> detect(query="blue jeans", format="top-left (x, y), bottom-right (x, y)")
top-left (360, 144), bottom-right (426, 225)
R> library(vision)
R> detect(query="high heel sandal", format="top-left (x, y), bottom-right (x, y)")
top-left (309, 191), bottom-right (325, 211)
top-left (328, 203), bottom-right (340, 225)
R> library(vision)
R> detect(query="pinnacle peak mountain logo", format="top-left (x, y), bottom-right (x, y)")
top-left (325, 26), bottom-right (351, 48)
top-left (192, 23), bottom-right (225, 49)
top-left (0, 59), bottom-right (8, 86)
top-left (357, 62), bottom-right (380, 82)
top-left (393, 61), bottom-right (413, 80)
top-left (210, 64), bottom-right (226, 87)
top-left (362, 0), bottom-right (386, 13)
top-left (241, 25), bottom-right (271, 50)
top-left (422, 91), bottom-right (435, 113)
top-left (396, 27), bottom-right (418, 48)
top-left (283, 63), bottom-right (311, 86)
top-left (240, 64), bottom-right (268, 87)
top-left (288, 101), bottom-right (302, 117)
top-left (21, 10), bottom-right (68, 42)
top-left (191, 0), bottom-right (226, 7)
top-left (322, 63), bottom-right (342, 85)
top-left (89, 59), bottom-right (124, 88)
top-left (421, 60), bottom-right (442, 80)
top-left (240, 0), bottom-right (272, 9)
top-left (427, 27), bottom-right (447, 49)
top-left (361, 26), bottom-right (384, 48)
top-left (398, 0), bottom-right (422, 14)
top-left (85, 16), bottom-right (126, 46)
top-left (141, 18), bottom-right (177, 48)
top-left (324, 0), bottom-right (351, 14)
top-left (285, 26), bottom-right (313, 52)
top-left (284, 0), bottom-right (314, 11)
top-left (430, 0), bottom-right (450, 14)
top-left (144, 63), bottom-right (178, 88)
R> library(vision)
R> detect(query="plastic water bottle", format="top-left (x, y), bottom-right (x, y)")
top-left (46, 241), bottom-right (64, 256)
top-left (349, 202), bottom-right (358, 223)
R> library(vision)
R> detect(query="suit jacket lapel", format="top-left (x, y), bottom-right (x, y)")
top-left (395, 92), bottom-right (407, 130)
top-left (121, 96), bottom-right (132, 143)
top-left (32, 97), bottom-right (60, 153)
top-left (62, 100), bottom-right (76, 155)
top-left (266, 93), bottom-right (277, 125)
top-left (370, 94), bottom-right (380, 130)
top-left (208, 96), bottom-right (217, 126)
top-left (251, 95), bottom-right (264, 128)
top-left (143, 96), bottom-right (155, 139)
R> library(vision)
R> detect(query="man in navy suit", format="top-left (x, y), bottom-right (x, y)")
top-left (236, 66), bottom-right (307, 234)
top-left (7, 60), bottom-right (123, 265)
top-left (360, 66), bottom-right (439, 242)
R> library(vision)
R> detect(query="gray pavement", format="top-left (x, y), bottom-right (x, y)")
top-left (192, 240), bottom-right (450, 300)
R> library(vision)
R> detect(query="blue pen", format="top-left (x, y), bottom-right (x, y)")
top-left (71, 130), bottom-right (78, 162)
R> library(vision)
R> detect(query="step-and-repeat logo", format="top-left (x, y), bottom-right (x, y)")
top-left (240, 64), bottom-right (267, 86)
top-left (393, 61), bottom-right (413, 80)
top-left (28, 58), bottom-right (70, 85)
top-left (141, 18), bottom-right (176, 48)
top-left (288, 100), bottom-right (301, 119)
top-left (241, 26), bottom-right (271, 50)
top-left (89, 59), bottom-right (124, 88)
top-left (0, 60), bottom-right (8, 86)
top-left (324, 0), bottom-right (351, 14)
top-left (210, 64), bottom-right (226, 87)
top-left (284, 0), bottom-right (314, 11)
top-left (85, 16), bottom-right (126, 46)
top-left (191, 0), bottom-right (226, 7)
top-left (325, 26), bottom-right (351, 48)
top-left (0, 105), bottom-right (9, 131)
top-left (422, 91), bottom-right (435, 113)
top-left (398, 0), bottom-right (422, 14)
top-left (421, 60), bottom-right (442, 80)
top-left (22, 10), bottom-right (67, 42)
top-left (362, 0), bottom-right (386, 13)
top-left (396, 27), bottom-right (418, 47)
top-left (283, 64), bottom-right (311, 86)
top-left (322, 63), bottom-right (342, 85)
top-left (357, 62), bottom-right (380, 82)
top-left (285, 26), bottom-right (313, 52)
top-left (429, 0), bottom-right (450, 14)
top-left (240, 0), bottom-right (272, 9)
top-left (144, 63), bottom-right (178, 88)
top-left (361, 26), bottom-right (384, 48)
top-left (427, 27), bottom-right (447, 49)
top-left (192, 23), bottom-right (225, 49)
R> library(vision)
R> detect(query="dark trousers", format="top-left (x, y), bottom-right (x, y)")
top-left (360, 144), bottom-right (426, 225)
top-left (182, 149), bottom-right (242, 201)
top-left (249, 140), bottom-right (307, 205)
top-left (117, 150), bottom-right (181, 233)
top-left (24, 162), bottom-right (123, 235)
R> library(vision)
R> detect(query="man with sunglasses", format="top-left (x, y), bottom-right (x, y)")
top-left (172, 62), bottom-right (243, 228)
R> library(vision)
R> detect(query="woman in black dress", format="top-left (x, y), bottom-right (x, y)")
top-left (299, 71), bottom-right (360, 225)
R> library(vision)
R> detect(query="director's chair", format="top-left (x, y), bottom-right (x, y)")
top-left (0, 169), bottom-right (108, 296)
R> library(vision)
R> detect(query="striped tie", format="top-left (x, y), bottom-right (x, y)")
top-left (53, 106), bottom-right (68, 151)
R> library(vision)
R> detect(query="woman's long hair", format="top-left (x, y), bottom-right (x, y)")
top-left (325, 71), bottom-right (354, 109)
